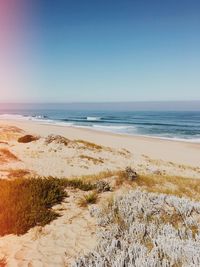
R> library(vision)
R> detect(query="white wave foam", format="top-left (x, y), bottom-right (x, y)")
top-left (0, 113), bottom-right (75, 128)
top-left (53, 121), bottom-right (74, 127)
top-left (92, 124), bottom-right (137, 133)
top-left (0, 114), bottom-right (28, 120)
top-left (137, 134), bottom-right (200, 143)
top-left (0, 114), bottom-right (52, 123)
top-left (158, 136), bottom-right (200, 143)
top-left (87, 117), bottom-right (101, 121)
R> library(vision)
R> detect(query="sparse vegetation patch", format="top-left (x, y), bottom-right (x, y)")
top-left (18, 135), bottom-right (40, 143)
top-left (7, 169), bottom-right (30, 179)
top-left (79, 155), bottom-right (104, 164)
top-left (133, 174), bottom-right (200, 201)
top-left (60, 178), bottom-right (95, 191)
top-left (44, 135), bottom-right (70, 146)
top-left (114, 169), bottom-right (200, 201)
top-left (78, 191), bottom-right (98, 207)
top-left (75, 140), bottom-right (103, 150)
top-left (95, 180), bottom-right (111, 193)
top-left (0, 148), bottom-right (19, 164)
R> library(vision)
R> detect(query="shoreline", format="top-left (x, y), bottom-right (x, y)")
top-left (0, 119), bottom-right (200, 168)
top-left (1, 118), bottom-right (200, 145)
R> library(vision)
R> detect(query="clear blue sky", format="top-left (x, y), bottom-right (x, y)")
top-left (0, 0), bottom-right (200, 102)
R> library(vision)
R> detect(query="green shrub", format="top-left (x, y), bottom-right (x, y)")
top-left (0, 177), bottom-right (67, 236)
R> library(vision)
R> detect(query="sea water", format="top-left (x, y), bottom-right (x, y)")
top-left (0, 108), bottom-right (200, 143)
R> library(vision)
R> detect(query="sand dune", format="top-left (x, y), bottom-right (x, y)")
top-left (0, 120), bottom-right (199, 266)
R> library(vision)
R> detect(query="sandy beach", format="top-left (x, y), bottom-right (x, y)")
top-left (1, 0), bottom-right (200, 265)
top-left (0, 119), bottom-right (200, 266)
top-left (0, 119), bottom-right (200, 176)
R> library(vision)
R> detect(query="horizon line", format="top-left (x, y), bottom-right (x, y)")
top-left (0, 100), bottom-right (200, 104)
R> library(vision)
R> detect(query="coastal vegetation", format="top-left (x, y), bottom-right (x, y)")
top-left (7, 169), bottom-right (31, 179)
top-left (74, 190), bottom-right (200, 266)
top-left (79, 154), bottom-right (104, 164)
top-left (132, 174), bottom-right (200, 200)
top-left (0, 176), bottom-right (97, 236)
top-left (78, 191), bottom-right (99, 207)
top-left (79, 169), bottom-right (200, 201)
top-left (75, 140), bottom-right (103, 150)
top-left (0, 148), bottom-right (19, 164)
top-left (0, 177), bottom-right (67, 236)
top-left (0, 163), bottom-right (199, 267)
top-left (1, 168), bottom-right (199, 237)
top-left (18, 135), bottom-right (40, 143)
top-left (44, 134), bottom-right (70, 146)
top-left (60, 178), bottom-right (95, 191)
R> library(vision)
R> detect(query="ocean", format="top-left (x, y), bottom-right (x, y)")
top-left (0, 109), bottom-right (200, 143)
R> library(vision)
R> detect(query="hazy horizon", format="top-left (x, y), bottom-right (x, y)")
top-left (0, 100), bottom-right (200, 111)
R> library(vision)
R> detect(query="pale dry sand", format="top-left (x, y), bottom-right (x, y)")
top-left (0, 119), bottom-right (199, 179)
top-left (0, 119), bottom-right (200, 267)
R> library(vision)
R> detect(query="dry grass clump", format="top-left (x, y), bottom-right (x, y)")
top-left (115, 168), bottom-right (138, 186)
top-left (0, 126), bottom-right (23, 141)
top-left (78, 191), bottom-right (99, 207)
top-left (74, 169), bottom-right (200, 201)
top-left (0, 148), bottom-right (19, 164)
top-left (79, 170), bottom-right (115, 183)
top-left (44, 135), bottom-right (70, 146)
top-left (95, 180), bottom-right (111, 193)
top-left (7, 169), bottom-right (31, 179)
top-left (79, 155), bottom-right (104, 165)
top-left (73, 190), bottom-right (200, 266)
top-left (0, 177), bottom-right (67, 236)
top-left (115, 170), bottom-right (128, 186)
top-left (18, 135), bottom-right (39, 143)
top-left (75, 140), bottom-right (103, 150)
top-left (113, 169), bottom-right (200, 201)
top-left (132, 174), bottom-right (200, 201)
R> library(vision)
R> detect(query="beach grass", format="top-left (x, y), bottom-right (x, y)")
top-left (79, 169), bottom-right (200, 201)
top-left (0, 177), bottom-right (67, 236)
top-left (114, 170), bottom-right (200, 201)
top-left (0, 168), bottom-right (199, 237)
top-left (78, 191), bottom-right (99, 207)
top-left (134, 174), bottom-right (200, 201)
top-left (59, 177), bottom-right (95, 191)
top-left (79, 154), bottom-right (104, 164)
top-left (0, 175), bottom-right (97, 236)
top-left (75, 139), bottom-right (103, 150)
